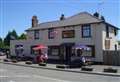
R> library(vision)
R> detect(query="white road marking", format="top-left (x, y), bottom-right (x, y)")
top-left (9, 80), bottom-right (16, 82)
top-left (0, 74), bottom-right (72, 82)
top-left (0, 69), bottom-right (7, 72)
top-left (32, 75), bottom-right (72, 82)
top-left (0, 75), bottom-right (29, 78)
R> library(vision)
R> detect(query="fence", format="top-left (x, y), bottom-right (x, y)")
top-left (103, 50), bottom-right (120, 66)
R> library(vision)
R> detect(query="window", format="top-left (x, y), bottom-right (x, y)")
top-left (48, 46), bottom-right (60, 56)
top-left (82, 24), bottom-right (91, 38)
top-left (15, 45), bottom-right (24, 56)
top-left (71, 45), bottom-right (95, 57)
top-left (34, 30), bottom-right (39, 39)
top-left (106, 25), bottom-right (109, 37)
top-left (115, 44), bottom-right (117, 50)
top-left (48, 28), bottom-right (55, 39)
top-left (82, 45), bottom-right (95, 57)
top-left (31, 45), bottom-right (37, 54)
top-left (105, 40), bottom-right (110, 49)
top-left (114, 29), bottom-right (118, 36)
top-left (62, 30), bottom-right (75, 38)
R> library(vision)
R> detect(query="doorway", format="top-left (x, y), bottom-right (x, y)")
top-left (60, 43), bottom-right (74, 65)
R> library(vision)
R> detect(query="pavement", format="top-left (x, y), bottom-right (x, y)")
top-left (0, 63), bottom-right (120, 82)
top-left (0, 57), bottom-right (120, 77)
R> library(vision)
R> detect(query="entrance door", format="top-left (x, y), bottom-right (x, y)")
top-left (60, 43), bottom-right (74, 64)
top-left (65, 46), bottom-right (72, 65)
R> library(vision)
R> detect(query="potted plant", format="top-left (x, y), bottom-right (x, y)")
top-left (103, 67), bottom-right (117, 73)
top-left (12, 59), bottom-right (17, 63)
top-left (56, 64), bottom-right (68, 69)
top-left (25, 61), bottom-right (33, 65)
top-left (81, 66), bottom-right (93, 71)
top-left (38, 62), bottom-right (47, 66)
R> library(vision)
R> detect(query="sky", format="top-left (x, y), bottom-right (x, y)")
top-left (0, 0), bottom-right (120, 40)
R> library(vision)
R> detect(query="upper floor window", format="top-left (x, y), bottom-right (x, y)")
top-left (114, 28), bottom-right (118, 36)
top-left (105, 40), bottom-right (110, 50)
top-left (48, 28), bottom-right (55, 39)
top-left (34, 30), bottom-right (39, 39)
top-left (106, 25), bottom-right (109, 37)
top-left (115, 44), bottom-right (117, 51)
top-left (62, 30), bottom-right (75, 38)
top-left (82, 24), bottom-right (91, 38)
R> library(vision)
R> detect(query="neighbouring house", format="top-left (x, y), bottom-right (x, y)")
top-left (10, 12), bottom-right (119, 63)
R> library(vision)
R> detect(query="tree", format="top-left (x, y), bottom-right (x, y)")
top-left (118, 41), bottom-right (120, 45)
top-left (4, 30), bottom-right (18, 46)
top-left (4, 31), bottom-right (11, 46)
top-left (18, 33), bottom-right (27, 40)
top-left (0, 37), bottom-right (2, 42)
top-left (93, 12), bottom-right (99, 18)
top-left (0, 37), bottom-right (3, 48)
top-left (0, 37), bottom-right (8, 48)
top-left (11, 29), bottom-right (18, 39)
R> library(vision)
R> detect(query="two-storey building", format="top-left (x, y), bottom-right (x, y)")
top-left (10, 12), bottom-right (119, 63)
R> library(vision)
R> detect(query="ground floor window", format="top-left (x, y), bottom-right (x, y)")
top-left (82, 45), bottom-right (95, 57)
top-left (48, 46), bottom-right (60, 56)
top-left (15, 44), bottom-right (24, 56)
top-left (31, 45), bottom-right (38, 55)
top-left (71, 45), bottom-right (95, 57)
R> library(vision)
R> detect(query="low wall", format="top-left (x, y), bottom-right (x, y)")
top-left (103, 50), bottom-right (120, 66)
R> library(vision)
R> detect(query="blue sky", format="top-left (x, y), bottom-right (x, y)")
top-left (0, 0), bottom-right (120, 40)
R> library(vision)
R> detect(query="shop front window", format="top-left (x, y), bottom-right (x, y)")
top-left (48, 46), bottom-right (60, 56)
top-left (15, 45), bottom-right (24, 56)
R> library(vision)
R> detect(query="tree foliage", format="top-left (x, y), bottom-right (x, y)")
top-left (118, 41), bottom-right (120, 45)
top-left (4, 30), bottom-right (18, 46)
top-left (4, 31), bottom-right (11, 46)
top-left (0, 37), bottom-right (2, 42)
top-left (11, 30), bottom-right (18, 39)
top-left (18, 33), bottom-right (27, 40)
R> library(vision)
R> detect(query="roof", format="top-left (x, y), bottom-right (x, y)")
top-left (26, 12), bottom-right (119, 31)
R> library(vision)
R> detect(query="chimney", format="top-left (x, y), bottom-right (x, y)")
top-left (60, 14), bottom-right (65, 20)
top-left (93, 12), bottom-right (99, 18)
top-left (32, 15), bottom-right (38, 27)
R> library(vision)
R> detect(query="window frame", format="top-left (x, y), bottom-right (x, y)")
top-left (81, 24), bottom-right (91, 38)
top-left (48, 46), bottom-right (60, 56)
top-left (48, 28), bottom-right (55, 39)
top-left (106, 25), bottom-right (109, 38)
top-left (34, 30), bottom-right (39, 40)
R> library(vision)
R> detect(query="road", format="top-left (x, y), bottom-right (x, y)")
top-left (0, 63), bottom-right (120, 82)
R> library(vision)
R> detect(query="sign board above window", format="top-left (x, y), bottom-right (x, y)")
top-left (62, 30), bottom-right (75, 38)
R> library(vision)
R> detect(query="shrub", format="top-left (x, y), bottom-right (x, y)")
top-left (56, 64), bottom-right (68, 69)
top-left (104, 67), bottom-right (117, 73)
top-left (81, 67), bottom-right (93, 71)
top-left (38, 63), bottom-right (47, 66)
top-left (12, 59), bottom-right (17, 63)
top-left (25, 61), bottom-right (32, 65)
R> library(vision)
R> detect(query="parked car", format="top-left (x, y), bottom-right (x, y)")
top-left (4, 58), bottom-right (11, 62)
top-left (0, 52), bottom-right (5, 56)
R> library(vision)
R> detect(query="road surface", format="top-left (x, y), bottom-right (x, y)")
top-left (0, 63), bottom-right (120, 82)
